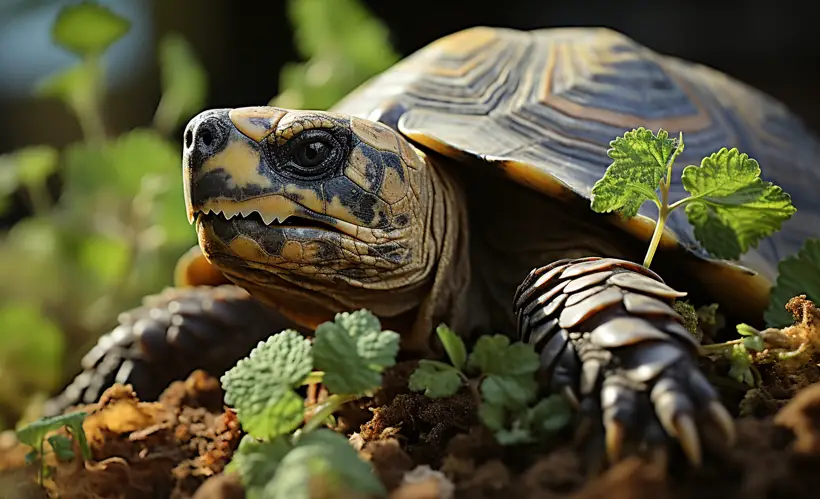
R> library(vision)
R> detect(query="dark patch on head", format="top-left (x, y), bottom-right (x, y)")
top-left (248, 117), bottom-right (272, 131)
top-left (381, 151), bottom-right (406, 182)
top-left (358, 143), bottom-right (385, 192)
top-left (323, 177), bottom-right (380, 226)
top-left (395, 214), bottom-right (409, 227)
top-left (369, 241), bottom-right (406, 265)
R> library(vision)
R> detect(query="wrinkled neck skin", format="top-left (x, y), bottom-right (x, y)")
top-left (223, 151), bottom-right (474, 356)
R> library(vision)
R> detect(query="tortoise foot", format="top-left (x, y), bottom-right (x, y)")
top-left (513, 257), bottom-right (735, 466)
top-left (44, 285), bottom-right (304, 417)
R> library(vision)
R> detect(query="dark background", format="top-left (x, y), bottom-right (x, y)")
top-left (0, 0), bottom-right (817, 225)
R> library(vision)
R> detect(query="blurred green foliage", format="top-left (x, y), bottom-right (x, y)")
top-left (0, 0), bottom-right (397, 430)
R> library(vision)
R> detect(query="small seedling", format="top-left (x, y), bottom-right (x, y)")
top-left (15, 411), bottom-right (91, 486)
top-left (220, 309), bottom-right (398, 498)
top-left (409, 325), bottom-right (572, 445)
top-left (590, 128), bottom-right (796, 268)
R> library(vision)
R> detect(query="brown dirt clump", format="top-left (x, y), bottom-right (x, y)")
top-left (0, 370), bottom-right (240, 499)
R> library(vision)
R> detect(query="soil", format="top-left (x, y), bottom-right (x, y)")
top-left (1, 297), bottom-right (820, 499)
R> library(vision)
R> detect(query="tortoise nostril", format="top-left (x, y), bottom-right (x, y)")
top-left (201, 128), bottom-right (214, 147)
top-left (185, 129), bottom-right (193, 149)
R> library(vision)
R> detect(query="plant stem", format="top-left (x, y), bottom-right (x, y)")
top-left (701, 339), bottom-right (743, 353)
top-left (302, 393), bottom-right (357, 434)
top-left (300, 371), bottom-right (325, 386)
top-left (642, 133), bottom-right (685, 269)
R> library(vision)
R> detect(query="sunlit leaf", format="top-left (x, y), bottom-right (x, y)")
top-left (155, 33), bottom-right (207, 134)
top-left (36, 61), bottom-right (101, 116)
top-left (13, 146), bottom-right (59, 190)
top-left (79, 235), bottom-right (130, 286)
top-left (52, 2), bottom-right (130, 57)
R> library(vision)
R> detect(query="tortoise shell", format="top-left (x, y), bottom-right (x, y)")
top-left (332, 26), bottom-right (820, 310)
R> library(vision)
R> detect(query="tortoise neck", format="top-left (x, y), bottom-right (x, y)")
top-left (394, 153), bottom-right (476, 355)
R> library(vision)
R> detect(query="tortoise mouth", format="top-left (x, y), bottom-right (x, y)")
top-left (196, 210), bottom-right (339, 232)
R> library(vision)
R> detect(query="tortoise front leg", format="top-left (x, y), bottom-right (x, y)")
top-left (43, 285), bottom-right (308, 417)
top-left (513, 257), bottom-right (735, 466)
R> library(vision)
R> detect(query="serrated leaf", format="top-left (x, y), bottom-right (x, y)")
top-left (466, 335), bottom-right (540, 377)
top-left (47, 435), bottom-right (75, 462)
top-left (221, 330), bottom-right (312, 439)
top-left (52, 2), bottom-right (130, 57)
top-left (155, 33), bottom-right (207, 133)
top-left (313, 310), bottom-right (400, 395)
top-left (480, 374), bottom-right (538, 411)
top-left (590, 128), bottom-right (681, 218)
top-left (266, 429), bottom-right (385, 499)
top-left (681, 148), bottom-right (796, 260)
top-left (765, 238), bottom-right (820, 327)
top-left (408, 360), bottom-right (462, 398)
top-left (435, 323), bottom-right (466, 370)
top-left (227, 435), bottom-right (291, 496)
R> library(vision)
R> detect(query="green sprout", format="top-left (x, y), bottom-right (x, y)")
top-left (220, 310), bottom-right (397, 498)
top-left (590, 127), bottom-right (796, 268)
top-left (15, 412), bottom-right (91, 486)
top-left (408, 326), bottom-right (572, 445)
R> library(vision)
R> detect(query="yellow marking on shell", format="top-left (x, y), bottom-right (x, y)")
top-left (198, 140), bottom-right (271, 189)
top-left (538, 40), bottom-right (711, 132)
top-left (229, 107), bottom-right (286, 142)
top-left (691, 259), bottom-right (772, 323)
top-left (610, 213), bottom-right (679, 250)
top-left (380, 164), bottom-right (406, 204)
top-left (428, 26), bottom-right (498, 57)
top-left (352, 117), bottom-right (400, 153)
top-left (281, 241), bottom-right (304, 261)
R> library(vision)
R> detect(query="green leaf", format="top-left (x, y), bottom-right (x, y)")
top-left (466, 335), bottom-right (540, 376)
top-left (728, 343), bottom-right (754, 386)
top-left (227, 435), bottom-right (291, 496)
top-left (52, 2), bottom-right (130, 57)
top-left (591, 128), bottom-right (681, 218)
top-left (408, 360), bottom-right (462, 398)
top-left (47, 435), bottom-right (75, 462)
top-left (743, 335), bottom-right (765, 352)
top-left (477, 403), bottom-right (507, 432)
top-left (434, 324), bottom-right (467, 370)
top-left (0, 303), bottom-right (65, 394)
top-left (221, 330), bottom-right (313, 439)
top-left (313, 310), bottom-right (400, 395)
top-left (155, 33), bottom-right (207, 133)
top-left (765, 238), bottom-right (820, 327)
top-left (78, 235), bottom-right (130, 286)
top-left (268, 429), bottom-right (385, 498)
top-left (525, 395), bottom-right (573, 433)
top-left (16, 412), bottom-right (87, 450)
top-left (680, 148), bottom-right (796, 260)
top-left (10, 146), bottom-right (59, 190)
top-left (480, 374), bottom-right (538, 411)
top-left (493, 423), bottom-right (534, 446)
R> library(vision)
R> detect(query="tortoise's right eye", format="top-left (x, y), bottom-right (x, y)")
top-left (275, 128), bottom-right (345, 181)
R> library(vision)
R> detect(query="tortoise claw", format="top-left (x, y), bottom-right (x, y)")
top-left (605, 419), bottom-right (626, 463)
top-left (672, 414), bottom-right (702, 467)
top-left (514, 257), bottom-right (736, 470)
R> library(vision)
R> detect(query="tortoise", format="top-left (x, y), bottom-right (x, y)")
top-left (46, 26), bottom-right (820, 465)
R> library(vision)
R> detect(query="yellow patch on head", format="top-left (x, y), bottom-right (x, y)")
top-left (380, 165), bottom-right (407, 204)
top-left (281, 241), bottom-right (304, 261)
top-left (199, 140), bottom-right (271, 190)
top-left (352, 118), bottom-right (400, 153)
top-left (228, 236), bottom-right (269, 262)
top-left (229, 107), bottom-right (286, 142)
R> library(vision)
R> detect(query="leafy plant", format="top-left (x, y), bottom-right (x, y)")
top-left (15, 411), bottom-right (90, 486)
top-left (409, 325), bottom-right (572, 445)
top-left (590, 128), bottom-right (796, 267)
top-left (765, 238), bottom-right (820, 327)
top-left (221, 310), bottom-right (398, 498)
top-left (0, 2), bottom-right (205, 427)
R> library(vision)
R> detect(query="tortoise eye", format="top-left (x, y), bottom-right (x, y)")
top-left (294, 140), bottom-right (331, 168)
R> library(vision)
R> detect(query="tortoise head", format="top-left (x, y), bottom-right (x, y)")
top-left (182, 106), bottom-right (448, 326)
